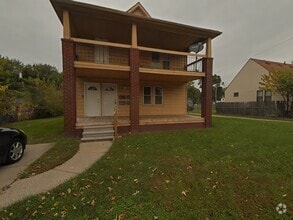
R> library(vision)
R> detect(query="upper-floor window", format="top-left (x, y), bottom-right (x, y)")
top-left (233, 92), bottom-right (239, 97)
top-left (152, 52), bottom-right (160, 68)
top-left (162, 54), bottom-right (170, 70)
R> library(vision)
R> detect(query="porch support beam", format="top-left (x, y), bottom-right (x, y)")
top-left (206, 38), bottom-right (212, 58)
top-left (129, 48), bottom-right (140, 133)
top-left (62, 39), bottom-right (76, 136)
top-left (201, 58), bottom-right (213, 127)
top-left (132, 24), bottom-right (138, 48)
top-left (63, 10), bottom-right (71, 39)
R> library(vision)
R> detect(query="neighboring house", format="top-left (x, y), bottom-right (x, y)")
top-left (50, 0), bottom-right (221, 138)
top-left (224, 58), bottom-right (293, 103)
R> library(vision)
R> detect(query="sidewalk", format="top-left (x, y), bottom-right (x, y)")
top-left (0, 141), bottom-right (112, 208)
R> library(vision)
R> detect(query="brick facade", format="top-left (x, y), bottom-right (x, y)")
top-left (62, 39), bottom-right (77, 136)
top-left (129, 48), bottom-right (140, 133)
top-left (201, 58), bottom-right (213, 128)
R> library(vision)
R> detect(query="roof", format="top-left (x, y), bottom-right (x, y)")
top-left (251, 58), bottom-right (293, 72)
top-left (50, 0), bottom-right (222, 51)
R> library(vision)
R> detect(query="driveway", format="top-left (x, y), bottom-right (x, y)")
top-left (0, 143), bottom-right (53, 190)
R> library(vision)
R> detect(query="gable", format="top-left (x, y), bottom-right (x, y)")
top-left (224, 59), bottom-right (269, 102)
top-left (127, 2), bottom-right (151, 18)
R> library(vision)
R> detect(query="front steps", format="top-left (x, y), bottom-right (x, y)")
top-left (81, 124), bottom-right (114, 142)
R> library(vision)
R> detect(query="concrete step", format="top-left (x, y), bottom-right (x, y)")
top-left (82, 132), bottom-right (114, 138)
top-left (81, 136), bottom-right (114, 142)
top-left (83, 125), bottom-right (113, 131)
top-left (81, 124), bottom-right (115, 142)
top-left (83, 130), bottom-right (114, 135)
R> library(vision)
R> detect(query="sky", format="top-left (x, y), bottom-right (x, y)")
top-left (0, 0), bottom-right (293, 85)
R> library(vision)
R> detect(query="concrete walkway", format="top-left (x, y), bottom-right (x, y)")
top-left (0, 143), bottom-right (53, 190)
top-left (0, 141), bottom-right (112, 208)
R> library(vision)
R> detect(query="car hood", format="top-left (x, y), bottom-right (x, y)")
top-left (0, 127), bottom-right (22, 133)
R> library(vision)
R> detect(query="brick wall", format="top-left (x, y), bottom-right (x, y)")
top-left (129, 48), bottom-right (140, 133)
top-left (62, 39), bottom-right (76, 136)
top-left (201, 58), bottom-right (213, 128)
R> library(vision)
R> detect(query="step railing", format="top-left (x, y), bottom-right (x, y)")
top-left (113, 104), bottom-right (118, 139)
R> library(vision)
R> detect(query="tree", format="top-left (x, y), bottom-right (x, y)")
top-left (0, 55), bottom-right (63, 120)
top-left (187, 81), bottom-right (201, 106)
top-left (212, 74), bottom-right (224, 102)
top-left (260, 70), bottom-right (293, 116)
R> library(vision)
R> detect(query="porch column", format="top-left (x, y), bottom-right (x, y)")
top-left (62, 38), bottom-right (76, 136)
top-left (201, 58), bottom-right (213, 127)
top-left (129, 48), bottom-right (140, 133)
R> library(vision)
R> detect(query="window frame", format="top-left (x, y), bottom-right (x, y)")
top-left (154, 87), bottom-right (163, 105)
top-left (233, 92), bottom-right (239, 97)
top-left (256, 90), bottom-right (264, 102)
top-left (143, 86), bottom-right (152, 105)
top-left (264, 90), bottom-right (272, 102)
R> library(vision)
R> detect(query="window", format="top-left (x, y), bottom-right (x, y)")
top-left (162, 54), bottom-right (170, 69)
top-left (155, 87), bottom-right (163, 104)
top-left (233, 92), bottom-right (239, 97)
top-left (143, 86), bottom-right (164, 104)
top-left (152, 52), bottom-right (160, 68)
top-left (264, 91), bottom-right (272, 102)
top-left (257, 90), bottom-right (263, 102)
top-left (144, 87), bottom-right (152, 104)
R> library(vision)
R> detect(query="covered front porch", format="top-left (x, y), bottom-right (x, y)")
top-left (76, 114), bottom-right (204, 131)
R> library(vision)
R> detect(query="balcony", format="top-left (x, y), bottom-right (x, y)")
top-left (72, 38), bottom-right (205, 78)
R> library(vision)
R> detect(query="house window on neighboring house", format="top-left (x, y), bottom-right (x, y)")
top-left (257, 90), bottom-right (264, 102)
top-left (264, 91), bottom-right (272, 102)
top-left (152, 52), bottom-right (160, 68)
top-left (143, 87), bottom-right (152, 104)
top-left (233, 92), bottom-right (239, 97)
top-left (155, 87), bottom-right (163, 104)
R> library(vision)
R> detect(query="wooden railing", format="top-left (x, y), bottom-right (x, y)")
top-left (71, 38), bottom-right (206, 73)
top-left (113, 104), bottom-right (118, 139)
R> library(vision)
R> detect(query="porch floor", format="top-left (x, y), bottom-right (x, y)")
top-left (76, 115), bottom-right (204, 128)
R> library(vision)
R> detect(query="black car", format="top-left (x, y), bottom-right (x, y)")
top-left (0, 127), bottom-right (27, 165)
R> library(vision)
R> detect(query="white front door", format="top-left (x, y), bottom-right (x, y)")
top-left (102, 83), bottom-right (117, 116)
top-left (84, 82), bottom-right (101, 117)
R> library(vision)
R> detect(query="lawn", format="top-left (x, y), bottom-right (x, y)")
top-left (1, 117), bottom-right (292, 219)
top-left (6, 117), bottom-right (79, 178)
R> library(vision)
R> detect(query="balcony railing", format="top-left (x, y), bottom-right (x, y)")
top-left (75, 42), bottom-right (130, 66)
top-left (72, 38), bottom-right (205, 73)
top-left (139, 50), bottom-right (203, 72)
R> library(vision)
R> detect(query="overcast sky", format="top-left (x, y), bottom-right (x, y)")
top-left (1, 0), bottom-right (293, 85)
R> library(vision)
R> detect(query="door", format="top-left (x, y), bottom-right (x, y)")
top-left (84, 82), bottom-right (101, 117)
top-left (102, 83), bottom-right (117, 116)
top-left (95, 45), bottom-right (109, 64)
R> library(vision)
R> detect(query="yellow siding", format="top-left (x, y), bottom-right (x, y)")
top-left (140, 82), bottom-right (187, 115)
top-left (76, 77), bottom-right (129, 117)
top-left (76, 77), bottom-right (187, 117)
top-left (76, 78), bottom-right (84, 117)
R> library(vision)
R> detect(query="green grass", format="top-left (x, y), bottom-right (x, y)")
top-left (6, 117), bottom-right (79, 178)
top-left (7, 117), bottom-right (64, 144)
top-left (1, 117), bottom-right (292, 219)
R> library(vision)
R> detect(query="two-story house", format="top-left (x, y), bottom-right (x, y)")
top-left (224, 58), bottom-right (293, 102)
top-left (50, 0), bottom-right (221, 140)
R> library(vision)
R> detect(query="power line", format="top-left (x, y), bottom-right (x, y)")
top-left (216, 34), bottom-right (293, 73)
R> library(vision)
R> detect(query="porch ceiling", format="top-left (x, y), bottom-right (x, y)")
top-left (50, 0), bottom-right (221, 51)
